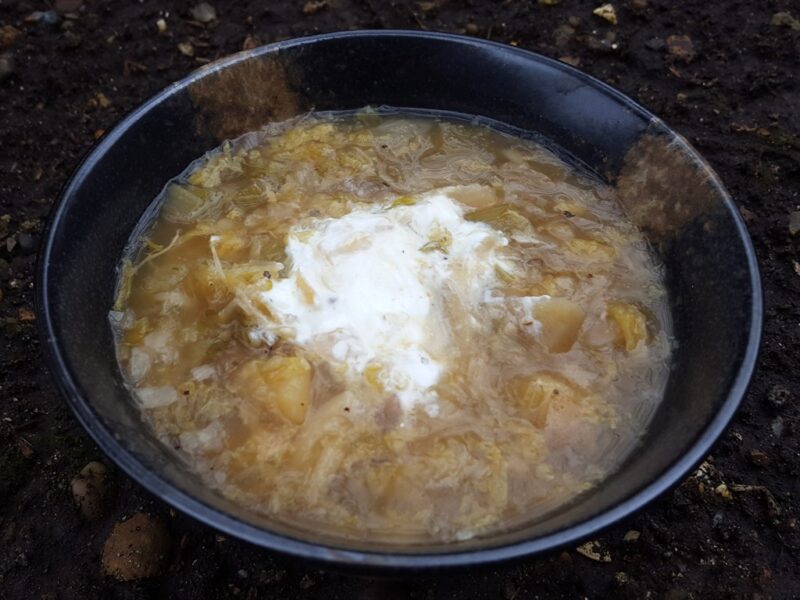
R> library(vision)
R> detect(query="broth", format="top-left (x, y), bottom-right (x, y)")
top-left (111, 110), bottom-right (671, 542)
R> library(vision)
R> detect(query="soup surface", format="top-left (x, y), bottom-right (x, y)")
top-left (111, 111), bottom-right (671, 542)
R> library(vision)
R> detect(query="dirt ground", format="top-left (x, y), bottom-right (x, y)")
top-left (1, 0), bottom-right (799, 598)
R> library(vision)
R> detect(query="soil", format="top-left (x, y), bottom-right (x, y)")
top-left (1, 0), bottom-right (799, 598)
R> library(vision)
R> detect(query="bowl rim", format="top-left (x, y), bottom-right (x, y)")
top-left (36, 29), bottom-right (763, 570)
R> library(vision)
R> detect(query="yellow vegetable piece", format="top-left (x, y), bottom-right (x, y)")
top-left (607, 302), bottom-right (648, 351)
top-left (465, 203), bottom-right (530, 233)
top-left (534, 297), bottom-right (586, 353)
top-left (234, 356), bottom-right (313, 425)
top-left (390, 195), bottom-right (416, 208)
top-left (506, 372), bottom-right (579, 428)
top-left (364, 363), bottom-right (384, 391)
top-left (123, 317), bottom-right (151, 345)
top-left (189, 264), bottom-right (232, 308)
top-left (567, 238), bottom-right (616, 261)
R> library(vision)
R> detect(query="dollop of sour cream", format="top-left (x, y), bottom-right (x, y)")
top-left (257, 190), bottom-right (517, 415)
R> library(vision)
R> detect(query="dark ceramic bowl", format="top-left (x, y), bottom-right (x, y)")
top-left (37, 31), bottom-right (761, 571)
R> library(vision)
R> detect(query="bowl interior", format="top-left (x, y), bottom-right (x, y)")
top-left (38, 31), bottom-right (760, 568)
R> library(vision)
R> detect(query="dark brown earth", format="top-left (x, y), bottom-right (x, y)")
top-left (1, 0), bottom-right (799, 598)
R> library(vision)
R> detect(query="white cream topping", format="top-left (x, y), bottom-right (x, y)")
top-left (256, 190), bottom-right (534, 414)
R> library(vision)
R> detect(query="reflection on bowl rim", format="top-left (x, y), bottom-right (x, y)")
top-left (37, 30), bottom-right (762, 570)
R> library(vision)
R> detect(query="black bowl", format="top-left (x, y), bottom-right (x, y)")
top-left (37, 31), bottom-right (761, 571)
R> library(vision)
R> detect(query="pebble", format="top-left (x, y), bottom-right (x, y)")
top-left (70, 461), bottom-right (107, 520)
top-left (593, 3), bottom-right (618, 25)
top-left (789, 211), bottom-right (800, 236)
top-left (623, 529), bottom-right (640, 542)
top-left (714, 483), bottom-right (732, 500)
top-left (302, 1), bottom-right (327, 15)
top-left (771, 12), bottom-right (800, 31)
top-left (771, 416), bottom-right (784, 438)
top-left (666, 35), bottom-right (696, 63)
top-left (0, 53), bottom-right (15, 82)
top-left (102, 513), bottom-right (171, 581)
top-left (645, 37), bottom-right (665, 51)
top-left (16, 232), bottom-right (36, 254)
top-left (750, 449), bottom-right (770, 467)
top-left (189, 2), bottom-right (217, 24)
top-left (241, 34), bottom-right (261, 51)
top-left (178, 42), bottom-right (195, 57)
top-left (766, 384), bottom-right (790, 409)
top-left (27, 10), bottom-right (61, 26)
top-left (576, 540), bottom-right (612, 562)
top-left (0, 25), bottom-right (21, 50)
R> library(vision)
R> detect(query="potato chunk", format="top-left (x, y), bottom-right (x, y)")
top-left (607, 301), bottom-right (647, 351)
top-left (234, 356), bottom-right (313, 425)
top-left (506, 372), bottom-right (579, 428)
top-left (534, 298), bottom-right (586, 353)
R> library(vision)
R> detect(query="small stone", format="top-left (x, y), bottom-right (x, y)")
top-left (666, 35), bottom-right (695, 63)
top-left (465, 23), bottom-right (479, 35)
top-left (714, 483), bottom-right (732, 501)
top-left (303, 1), bottom-right (327, 15)
top-left (156, 18), bottom-right (168, 34)
top-left (102, 513), bottom-right (171, 581)
top-left (189, 2), bottom-right (217, 24)
top-left (750, 449), bottom-right (769, 467)
top-left (241, 34), bottom-right (261, 51)
top-left (93, 92), bottom-right (111, 108)
top-left (71, 461), bottom-right (107, 520)
top-left (593, 4), bottom-right (618, 25)
top-left (771, 12), bottom-right (800, 31)
top-left (16, 232), bottom-right (36, 254)
top-left (623, 529), bottom-right (640, 542)
top-left (178, 42), bottom-right (195, 57)
top-left (771, 416), bottom-right (784, 438)
top-left (18, 308), bottom-right (35, 322)
top-left (54, 0), bottom-right (83, 14)
top-left (559, 56), bottom-right (581, 67)
top-left (554, 24), bottom-right (575, 47)
top-left (645, 37), bottom-right (665, 51)
top-left (766, 384), bottom-right (791, 408)
top-left (17, 436), bottom-right (33, 457)
top-left (789, 212), bottom-right (800, 235)
top-left (0, 53), bottom-right (14, 82)
top-left (615, 571), bottom-right (630, 584)
top-left (576, 540), bottom-right (612, 562)
top-left (739, 205), bottom-right (756, 222)
top-left (0, 25), bottom-right (22, 50)
top-left (26, 10), bottom-right (61, 26)
top-left (538, 0), bottom-right (561, 5)
top-left (238, 569), bottom-right (249, 578)
top-left (629, 0), bottom-right (647, 9)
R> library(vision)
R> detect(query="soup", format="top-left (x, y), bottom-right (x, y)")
top-left (110, 111), bottom-right (671, 542)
